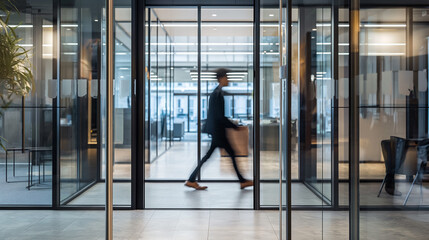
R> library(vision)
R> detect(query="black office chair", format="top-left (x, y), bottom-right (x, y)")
top-left (403, 139), bottom-right (429, 205)
top-left (378, 136), bottom-right (409, 197)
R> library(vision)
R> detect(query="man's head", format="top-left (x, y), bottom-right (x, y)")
top-left (215, 68), bottom-right (229, 87)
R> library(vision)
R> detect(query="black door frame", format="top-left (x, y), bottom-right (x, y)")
top-left (138, 1), bottom-right (260, 210)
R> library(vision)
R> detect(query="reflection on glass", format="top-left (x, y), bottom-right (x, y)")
top-left (358, 6), bottom-right (429, 240)
top-left (0, 3), bottom-right (54, 205)
top-left (59, 5), bottom-right (99, 203)
top-left (259, 7), bottom-right (281, 207)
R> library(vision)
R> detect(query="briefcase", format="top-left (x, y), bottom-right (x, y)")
top-left (220, 126), bottom-right (249, 157)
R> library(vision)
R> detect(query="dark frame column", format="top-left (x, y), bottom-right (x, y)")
top-left (131, 0), bottom-right (145, 210)
top-left (253, 0), bottom-right (261, 210)
top-left (52, 0), bottom-right (61, 209)
top-left (197, 6), bottom-right (202, 182)
top-left (331, 0), bottom-right (340, 209)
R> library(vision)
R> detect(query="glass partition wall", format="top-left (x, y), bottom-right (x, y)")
top-left (0, 0), bottom-right (108, 238)
top-left (0, 0), bottom-right (129, 210)
top-left (358, 6), bottom-right (429, 240)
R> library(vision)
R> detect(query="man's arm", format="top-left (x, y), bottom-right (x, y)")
top-left (216, 90), bottom-right (238, 129)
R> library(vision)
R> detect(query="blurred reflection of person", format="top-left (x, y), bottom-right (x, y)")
top-left (185, 68), bottom-right (253, 190)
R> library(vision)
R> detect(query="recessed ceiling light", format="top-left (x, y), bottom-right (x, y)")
top-left (269, 14), bottom-right (274, 17)
top-left (212, 14), bottom-right (217, 17)
top-left (94, 19), bottom-right (98, 22)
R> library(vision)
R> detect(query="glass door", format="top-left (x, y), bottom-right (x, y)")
top-left (144, 6), bottom-right (254, 209)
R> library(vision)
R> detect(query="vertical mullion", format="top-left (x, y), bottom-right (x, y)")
top-left (285, 0), bottom-right (293, 239)
top-left (52, 0), bottom-right (60, 208)
top-left (349, 0), bottom-right (360, 239)
top-left (106, 0), bottom-right (114, 238)
top-left (131, 0), bottom-right (136, 210)
top-left (197, 6), bottom-right (202, 182)
top-left (147, 10), bottom-right (151, 163)
top-left (131, 0), bottom-right (145, 210)
top-left (253, 0), bottom-right (261, 210)
top-left (155, 21), bottom-right (159, 159)
top-left (76, 0), bottom-right (82, 190)
top-left (279, 0), bottom-right (284, 237)
top-left (331, 0), bottom-right (339, 209)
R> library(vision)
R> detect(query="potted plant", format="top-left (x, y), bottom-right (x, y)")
top-left (0, 1), bottom-right (34, 150)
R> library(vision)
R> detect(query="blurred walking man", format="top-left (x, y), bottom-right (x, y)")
top-left (185, 68), bottom-right (253, 190)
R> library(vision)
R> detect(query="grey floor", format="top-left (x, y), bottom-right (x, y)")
top-left (0, 210), bottom-right (429, 240)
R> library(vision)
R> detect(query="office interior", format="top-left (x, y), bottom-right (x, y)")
top-left (0, 0), bottom-right (429, 239)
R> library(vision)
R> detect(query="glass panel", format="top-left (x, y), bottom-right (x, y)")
top-left (338, 7), bottom-right (350, 207)
top-left (59, 2), bottom-right (102, 204)
top-left (359, 6), bottom-right (429, 239)
top-left (0, 0), bottom-right (106, 237)
top-left (260, 6), bottom-right (281, 207)
top-left (0, 0), bottom-right (54, 205)
top-left (286, 1), bottom-right (349, 239)
top-left (144, 7), bottom-right (198, 208)
top-left (200, 8), bottom-right (254, 187)
top-left (113, 4), bottom-right (131, 206)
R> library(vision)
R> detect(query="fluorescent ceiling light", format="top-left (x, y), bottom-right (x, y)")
top-left (317, 23), bottom-right (406, 28)
top-left (61, 24), bottom-right (79, 27)
top-left (148, 23), bottom-right (277, 27)
top-left (365, 43), bottom-right (406, 46)
top-left (63, 43), bottom-right (79, 46)
top-left (202, 43), bottom-right (253, 46)
top-left (363, 24), bottom-right (406, 28)
top-left (227, 73), bottom-right (248, 75)
top-left (190, 72), bottom-right (216, 75)
top-left (7, 25), bottom-right (32, 28)
top-left (145, 43), bottom-right (253, 46)
top-left (366, 52), bottom-right (405, 56)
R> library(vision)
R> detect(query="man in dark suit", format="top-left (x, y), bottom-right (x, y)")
top-left (185, 68), bottom-right (253, 190)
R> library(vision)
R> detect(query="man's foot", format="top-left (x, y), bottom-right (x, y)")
top-left (240, 180), bottom-right (253, 189)
top-left (385, 187), bottom-right (402, 196)
top-left (185, 181), bottom-right (207, 190)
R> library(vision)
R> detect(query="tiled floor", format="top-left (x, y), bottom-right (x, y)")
top-left (0, 210), bottom-right (429, 240)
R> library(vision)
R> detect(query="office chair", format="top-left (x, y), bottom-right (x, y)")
top-left (403, 139), bottom-right (429, 205)
top-left (378, 136), bottom-right (412, 197)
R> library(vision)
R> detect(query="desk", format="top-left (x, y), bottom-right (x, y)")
top-left (5, 148), bottom-right (30, 183)
top-left (27, 147), bottom-right (52, 190)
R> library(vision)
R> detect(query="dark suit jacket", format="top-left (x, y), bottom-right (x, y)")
top-left (204, 85), bottom-right (237, 139)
